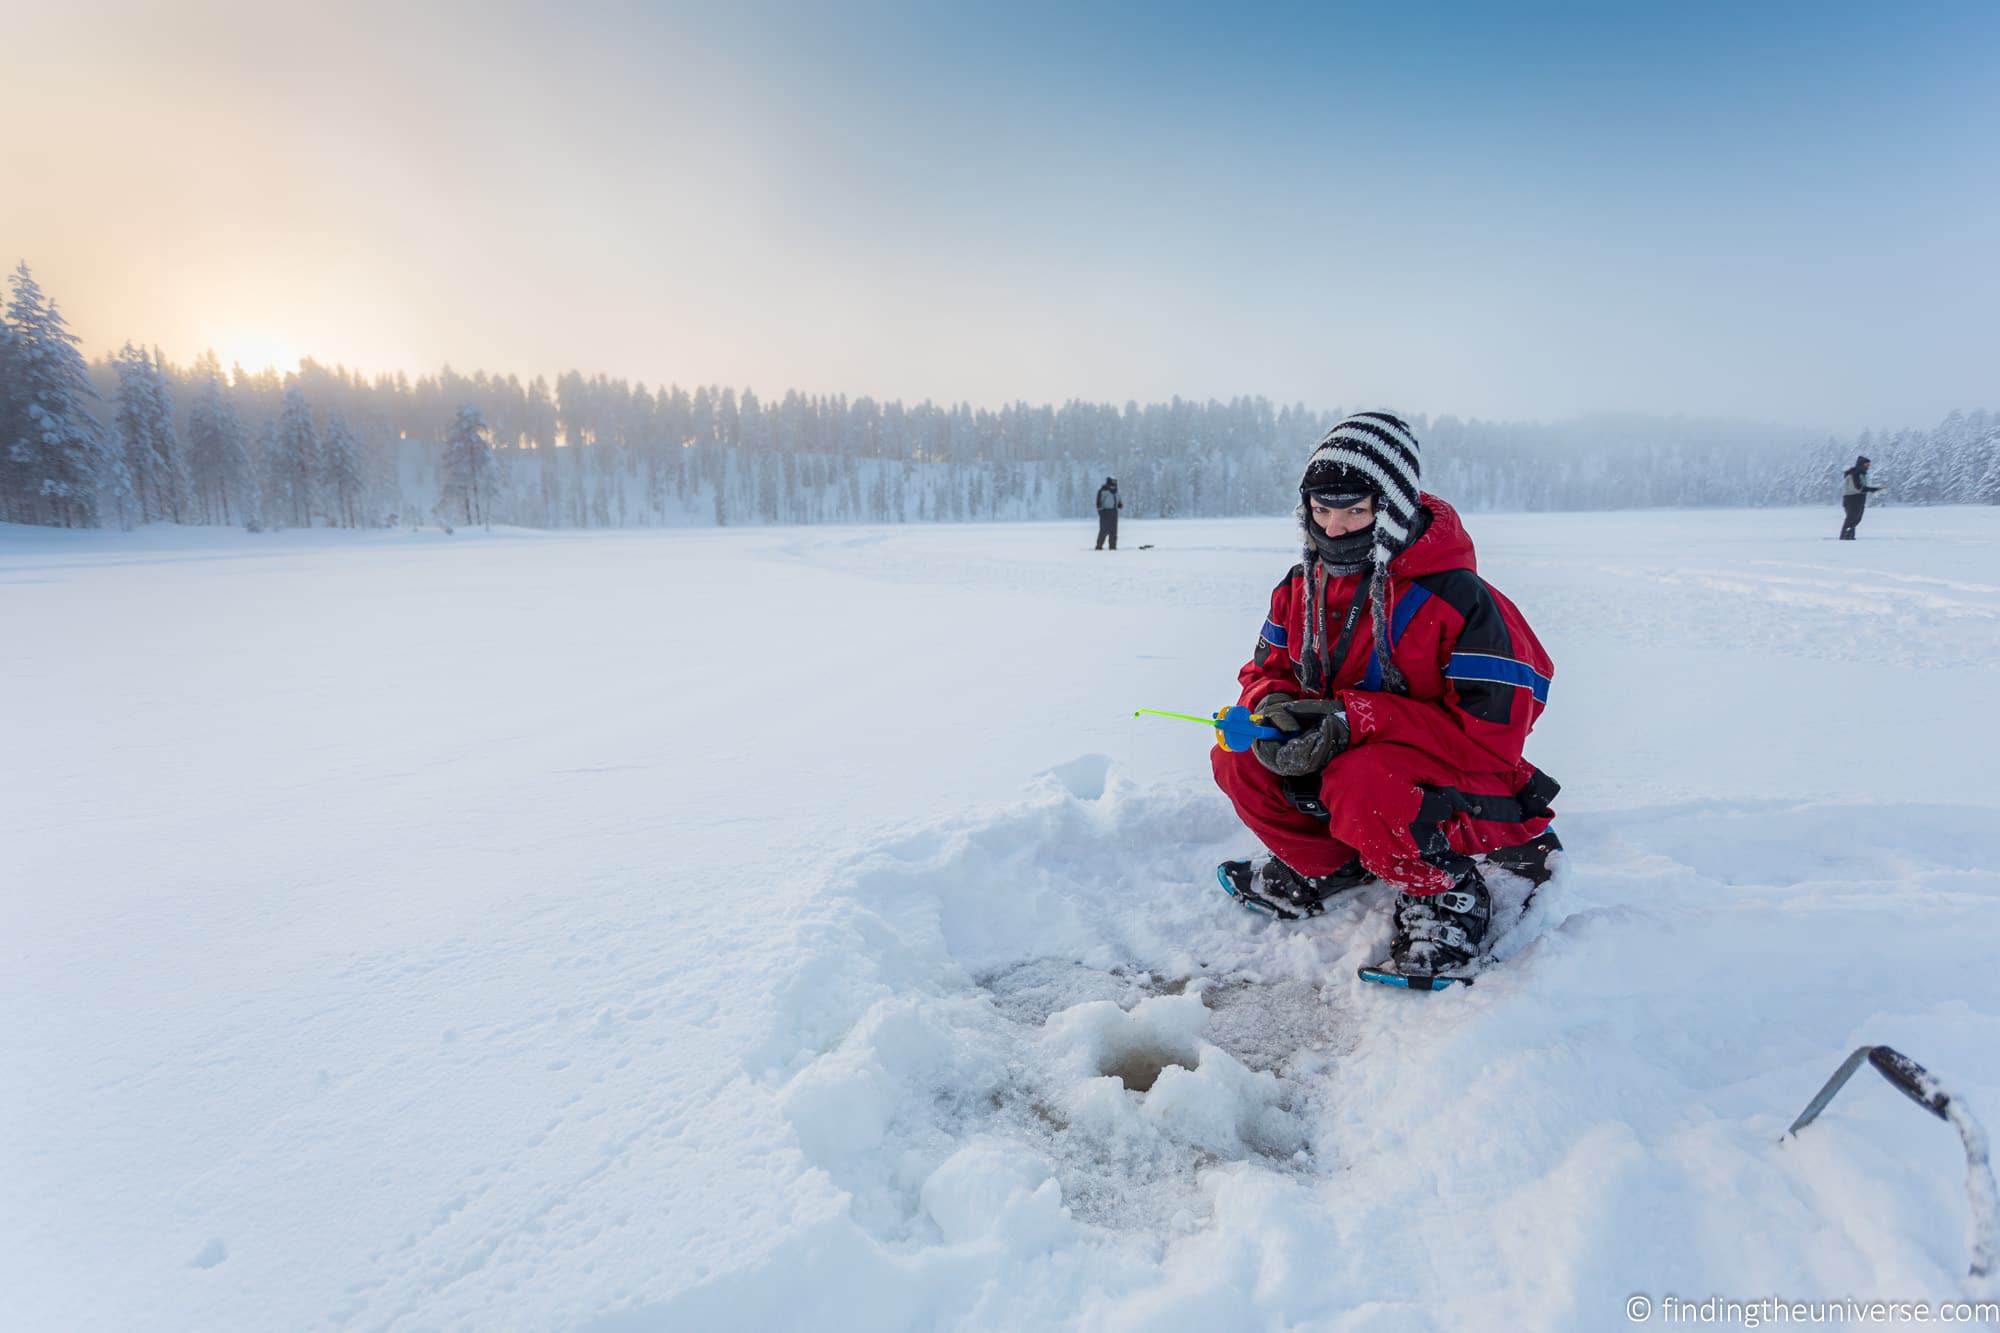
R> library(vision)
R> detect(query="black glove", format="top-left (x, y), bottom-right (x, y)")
top-left (1252, 693), bottom-right (1300, 734)
top-left (1252, 696), bottom-right (1349, 776)
top-left (1272, 711), bottom-right (1349, 775)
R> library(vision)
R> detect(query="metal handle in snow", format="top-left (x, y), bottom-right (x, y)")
top-left (1784, 1044), bottom-right (1998, 1278)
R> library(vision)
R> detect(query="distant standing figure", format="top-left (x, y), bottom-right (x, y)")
top-left (1839, 455), bottom-right (1882, 540)
top-left (1095, 477), bottom-right (1122, 550)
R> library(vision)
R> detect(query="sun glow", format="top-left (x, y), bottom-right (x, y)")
top-left (212, 329), bottom-right (304, 376)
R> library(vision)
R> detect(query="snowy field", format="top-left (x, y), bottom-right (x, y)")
top-left (7, 504), bottom-right (2000, 1331)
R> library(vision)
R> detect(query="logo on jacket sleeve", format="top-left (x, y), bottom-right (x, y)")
top-left (1253, 617), bottom-right (1289, 667)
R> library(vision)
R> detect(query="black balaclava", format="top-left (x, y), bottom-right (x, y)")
top-left (1296, 411), bottom-right (1427, 696)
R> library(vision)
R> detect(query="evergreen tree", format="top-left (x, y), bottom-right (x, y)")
top-left (557, 370), bottom-right (591, 527)
top-left (1974, 424), bottom-right (2000, 506)
top-left (526, 375), bottom-right (559, 525)
top-left (440, 404), bottom-right (495, 526)
top-left (1894, 426), bottom-right (1940, 503)
top-left (149, 348), bottom-right (188, 521)
top-left (321, 414), bottom-right (364, 527)
top-left (756, 449), bottom-right (779, 521)
top-left (185, 352), bottom-right (252, 524)
top-left (111, 342), bottom-right (186, 523)
top-left (0, 295), bottom-right (20, 517)
top-left (1938, 411), bottom-right (1980, 501)
top-left (268, 383), bottom-right (319, 526)
top-left (3, 262), bottom-right (106, 526)
top-left (248, 420), bottom-right (277, 529)
top-left (109, 344), bottom-right (153, 526)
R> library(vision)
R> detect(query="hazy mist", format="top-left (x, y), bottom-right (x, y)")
top-left (5, 0), bottom-right (1995, 429)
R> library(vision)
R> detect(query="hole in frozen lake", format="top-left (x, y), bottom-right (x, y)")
top-left (1100, 1044), bottom-right (1196, 1093)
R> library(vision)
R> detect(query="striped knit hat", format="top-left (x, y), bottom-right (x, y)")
top-left (1301, 411), bottom-right (1423, 552)
top-left (1296, 411), bottom-right (1424, 696)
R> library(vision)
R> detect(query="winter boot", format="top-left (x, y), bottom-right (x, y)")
top-left (1358, 871), bottom-right (1492, 989)
top-left (1217, 854), bottom-right (1375, 920)
top-left (1480, 830), bottom-right (1563, 886)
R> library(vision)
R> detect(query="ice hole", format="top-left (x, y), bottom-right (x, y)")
top-left (1100, 1044), bottom-right (1197, 1093)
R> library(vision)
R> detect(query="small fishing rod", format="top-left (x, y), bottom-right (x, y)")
top-left (1133, 705), bottom-right (1286, 752)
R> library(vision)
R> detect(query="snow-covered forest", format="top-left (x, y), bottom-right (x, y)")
top-left (6, 262), bottom-right (1997, 532)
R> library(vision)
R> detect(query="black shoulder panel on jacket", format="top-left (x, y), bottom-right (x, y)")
top-left (1412, 569), bottom-right (1514, 724)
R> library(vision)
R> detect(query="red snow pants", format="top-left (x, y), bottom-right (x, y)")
top-left (1211, 740), bottom-right (1554, 895)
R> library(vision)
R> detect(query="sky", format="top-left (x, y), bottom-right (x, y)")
top-left (3, 0), bottom-right (1995, 429)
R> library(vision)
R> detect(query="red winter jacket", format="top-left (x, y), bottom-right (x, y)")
top-left (1238, 494), bottom-right (1553, 783)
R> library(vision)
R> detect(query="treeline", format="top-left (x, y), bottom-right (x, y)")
top-left (5, 261), bottom-right (1997, 532)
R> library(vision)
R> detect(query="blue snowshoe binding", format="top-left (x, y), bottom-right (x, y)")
top-left (1216, 855), bottom-right (1374, 921)
top-left (1479, 829), bottom-right (1563, 886)
top-left (1358, 873), bottom-right (1494, 991)
top-left (1357, 830), bottom-right (1563, 989)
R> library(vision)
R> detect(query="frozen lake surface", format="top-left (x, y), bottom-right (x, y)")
top-left (7, 504), bottom-right (2000, 1330)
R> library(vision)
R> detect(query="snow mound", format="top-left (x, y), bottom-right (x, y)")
top-left (694, 774), bottom-right (2000, 1330)
top-left (751, 765), bottom-right (1340, 1247)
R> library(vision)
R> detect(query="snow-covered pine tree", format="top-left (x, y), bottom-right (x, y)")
top-left (149, 348), bottom-right (188, 521)
top-left (4, 262), bottom-right (108, 526)
top-left (321, 414), bottom-right (364, 528)
top-left (558, 371), bottom-right (590, 528)
top-left (269, 383), bottom-right (319, 527)
top-left (1935, 410), bottom-right (1980, 503)
top-left (247, 419), bottom-right (277, 530)
top-left (526, 375), bottom-right (559, 526)
top-left (1895, 425), bottom-right (1941, 503)
top-left (110, 343), bottom-right (155, 526)
top-left (439, 404), bottom-right (495, 527)
top-left (0, 293), bottom-right (21, 518)
top-left (111, 343), bottom-right (187, 524)
top-left (185, 352), bottom-right (252, 525)
top-left (1973, 421), bottom-right (2000, 506)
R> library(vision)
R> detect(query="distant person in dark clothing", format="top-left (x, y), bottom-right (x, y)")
top-left (1095, 477), bottom-right (1122, 550)
top-left (1840, 455), bottom-right (1883, 540)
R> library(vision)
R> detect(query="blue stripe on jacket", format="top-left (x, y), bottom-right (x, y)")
top-left (1260, 618), bottom-right (1289, 649)
top-left (1361, 585), bottom-right (1434, 691)
top-left (1444, 652), bottom-right (1552, 703)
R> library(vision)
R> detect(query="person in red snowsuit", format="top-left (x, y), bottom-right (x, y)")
top-left (1211, 411), bottom-right (1559, 982)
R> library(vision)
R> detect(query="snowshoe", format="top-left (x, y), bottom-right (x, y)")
top-left (1478, 829), bottom-right (1563, 886)
top-left (1216, 855), bottom-right (1374, 921)
top-left (1358, 873), bottom-right (1492, 991)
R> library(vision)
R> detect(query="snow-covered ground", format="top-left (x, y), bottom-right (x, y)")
top-left (7, 505), bottom-right (2000, 1331)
